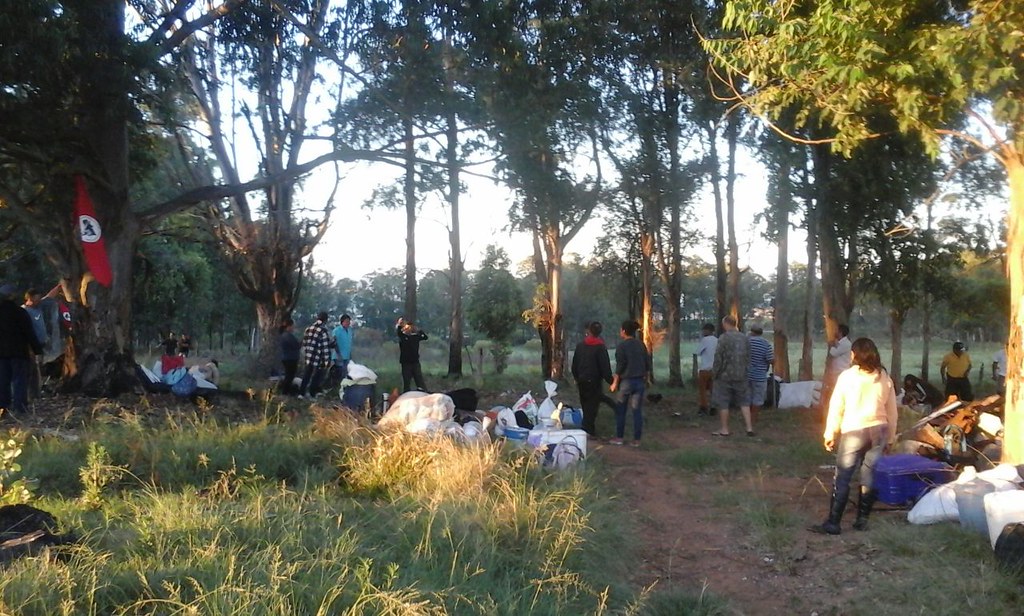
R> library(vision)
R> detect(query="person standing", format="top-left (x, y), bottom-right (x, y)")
top-left (746, 323), bottom-right (774, 429)
top-left (332, 314), bottom-right (354, 381)
top-left (278, 318), bottom-right (300, 395)
top-left (822, 324), bottom-right (852, 411)
top-left (711, 315), bottom-right (753, 437)
top-left (992, 345), bottom-right (1007, 395)
top-left (608, 320), bottom-right (652, 447)
top-left (940, 341), bottom-right (973, 402)
top-left (694, 323), bottom-right (718, 416)
top-left (811, 337), bottom-right (897, 535)
top-left (571, 321), bottom-right (613, 437)
top-left (396, 317), bottom-right (428, 392)
top-left (22, 285), bottom-right (59, 399)
top-left (0, 283), bottom-right (43, 415)
top-left (299, 312), bottom-right (332, 399)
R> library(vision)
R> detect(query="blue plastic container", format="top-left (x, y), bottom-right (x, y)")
top-left (341, 383), bottom-right (375, 411)
top-left (560, 407), bottom-right (583, 428)
top-left (873, 454), bottom-right (957, 506)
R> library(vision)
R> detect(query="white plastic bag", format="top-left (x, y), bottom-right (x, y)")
top-left (494, 406), bottom-right (517, 437)
top-left (538, 380), bottom-right (559, 423)
top-left (512, 391), bottom-right (539, 424)
top-left (345, 362), bottom-right (377, 382)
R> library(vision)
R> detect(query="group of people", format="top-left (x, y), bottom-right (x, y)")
top-left (0, 282), bottom-right (60, 415)
top-left (277, 312), bottom-right (355, 399)
top-left (570, 320), bottom-right (651, 447)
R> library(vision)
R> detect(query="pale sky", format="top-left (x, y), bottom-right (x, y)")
top-left (310, 151), bottom-right (788, 282)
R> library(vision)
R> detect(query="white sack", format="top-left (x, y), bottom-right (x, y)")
top-left (512, 391), bottom-right (539, 423)
top-left (777, 381), bottom-right (822, 409)
top-left (346, 362), bottom-right (377, 382)
top-left (378, 393), bottom-right (455, 428)
top-left (538, 380), bottom-right (559, 422)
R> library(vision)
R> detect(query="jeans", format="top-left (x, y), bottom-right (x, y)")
top-left (615, 377), bottom-right (646, 440)
top-left (577, 380), bottom-right (604, 436)
top-left (0, 357), bottom-right (31, 413)
top-left (300, 363), bottom-right (327, 396)
top-left (279, 360), bottom-right (298, 395)
top-left (833, 424), bottom-right (889, 505)
top-left (401, 362), bottom-right (426, 392)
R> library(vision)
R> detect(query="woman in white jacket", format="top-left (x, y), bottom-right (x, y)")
top-left (810, 337), bottom-right (898, 535)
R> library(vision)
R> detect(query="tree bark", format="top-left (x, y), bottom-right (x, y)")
top-left (445, 122), bottom-right (464, 378)
top-left (1002, 156), bottom-right (1023, 463)
top-left (799, 202), bottom-right (818, 381)
top-left (708, 122), bottom-right (728, 328)
top-left (403, 117), bottom-right (418, 323)
top-left (773, 159), bottom-right (791, 381)
top-left (890, 309), bottom-right (905, 388)
top-left (725, 115), bottom-right (742, 325)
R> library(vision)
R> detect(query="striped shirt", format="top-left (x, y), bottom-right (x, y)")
top-left (747, 335), bottom-right (774, 382)
top-left (302, 320), bottom-right (333, 369)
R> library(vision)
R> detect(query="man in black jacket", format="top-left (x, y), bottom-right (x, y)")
top-left (396, 317), bottom-right (428, 392)
top-left (0, 283), bottom-right (43, 415)
top-left (571, 321), bottom-right (613, 437)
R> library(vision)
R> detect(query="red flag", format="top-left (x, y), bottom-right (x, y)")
top-left (73, 175), bottom-right (113, 287)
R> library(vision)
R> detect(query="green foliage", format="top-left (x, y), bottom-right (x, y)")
top-left (467, 246), bottom-right (524, 346)
top-left (78, 442), bottom-right (124, 510)
top-left (708, 0), bottom-right (1024, 155)
top-left (0, 435), bottom-right (32, 505)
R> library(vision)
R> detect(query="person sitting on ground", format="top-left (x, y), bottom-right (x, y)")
top-left (901, 374), bottom-right (944, 410)
top-left (192, 359), bottom-right (220, 385)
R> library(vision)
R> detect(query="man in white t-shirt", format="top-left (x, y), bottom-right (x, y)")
top-left (694, 323), bottom-right (718, 415)
top-left (822, 324), bottom-right (852, 411)
top-left (993, 346), bottom-right (1007, 394)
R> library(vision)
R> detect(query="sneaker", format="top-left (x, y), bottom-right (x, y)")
top-left (608, 437), bottom-right (624, 446)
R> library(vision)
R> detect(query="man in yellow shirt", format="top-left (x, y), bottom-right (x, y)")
top-left (940, 341), bottom-right (973, 402)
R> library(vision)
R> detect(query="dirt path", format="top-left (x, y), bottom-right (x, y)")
top-left (594, 407), bottom-right (896, 615)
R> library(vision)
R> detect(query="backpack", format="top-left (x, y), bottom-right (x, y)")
top-left (171, 373), bottom-right (198, 397)
top-left (541, 440), bottom-right (585, 470)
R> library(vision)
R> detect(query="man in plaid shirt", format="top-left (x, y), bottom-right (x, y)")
top-left (299, 311), bottom-right (332, 399)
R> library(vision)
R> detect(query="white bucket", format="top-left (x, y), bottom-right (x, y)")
top-left (985, 489), bottom-right (1024, 548)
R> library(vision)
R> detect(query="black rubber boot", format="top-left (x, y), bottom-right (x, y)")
top-left (809, 492), bottom-right (847, 535)
top-left (852, 489), bottom-right (877, 531)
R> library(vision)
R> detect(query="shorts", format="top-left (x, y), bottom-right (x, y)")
top-left (712, 379), bottom-right (747, 411)
top-left (747, 379), bottom-right (768, 406)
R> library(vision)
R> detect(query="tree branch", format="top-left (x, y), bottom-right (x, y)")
top-left (153, 0), bottom-right (247, 57)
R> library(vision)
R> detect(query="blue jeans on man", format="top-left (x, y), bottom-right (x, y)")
top-left (0, 357), bottom-right (31, 414)
top-left (615, 376), bottom-right (646, 441)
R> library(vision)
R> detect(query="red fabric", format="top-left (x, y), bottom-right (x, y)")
top-left (73, 175), bottom-right (113, 287)
top-left (58, 301), bottom-right (73, 332)
top-left (583, 335), bottom-right (605, 346)
top-left (161, 354), bottom-right (185, 374)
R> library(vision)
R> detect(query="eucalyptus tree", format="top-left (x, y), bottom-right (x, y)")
top-left (705, 0), bottom-right (1024, 461)
top-left (597, 0), bottom-right (710, 386)
top-left (459, 0), bottom-right (609, 379)
top-left (0, 0), bottom-right (254, 394)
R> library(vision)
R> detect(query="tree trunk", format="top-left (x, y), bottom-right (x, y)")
top-left (890, 309), bottom-right (904, 388)
top-left (799, 202), bottom-right (818, 381)
top-left (708, 123), bottom-right (728, 328)
top-left (1002, 156), bottom-right (1023, 463)
top-left (61, 0), bottom-right (139, 396)
top-left (403, 117), bottom-right (418, 322)
top-left (662, 74), bottom-right (684, 387)
top-left (445, 106), bottom-right (463, 378)
top-left (812, 144), bottom-right (851, 343)
top-left (921, 200), bottom-right (935, 380)
top-left (773, 159), bottom-right (791, 381)
top-left (725, 115), bottom-right (742, 325)
top-left (545, 229), bottom-right (566, 380)
top-left (640, 229), bottom-right (656, 382)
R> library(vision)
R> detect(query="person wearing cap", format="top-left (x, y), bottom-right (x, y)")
top-left (0, 283), bottom-right (44, 414)
top-left (940, 341), bottom-right (974, 402)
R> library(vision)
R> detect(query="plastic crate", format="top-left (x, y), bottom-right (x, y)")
top-left (873, 454), bottom-right (957, 506)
